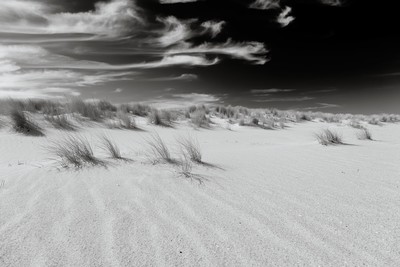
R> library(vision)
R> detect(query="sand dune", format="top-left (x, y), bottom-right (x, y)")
top-left (1, 120), bottom-right (400, 266)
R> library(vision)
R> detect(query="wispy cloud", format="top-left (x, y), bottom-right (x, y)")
top-left (156, 16), bottom-right (196, 47)
top-left (0, 69), bottom-right (131, 98)
top-left (144, 74), bottom-right (198, 82)
top-left (251, 88), bottom-right (295, 94)
top-left (254, 96), bottom-right (314, 102)
top-left (0, 0), bottom-right (142, 37)
top-left (167, 39), bottom-right (268, 65)
top-left (160, 0), bottom-right (201, 3)
top-left (142, 93), bottom-right (220, 109)
top-left (0, 0), bottom-right (269, 99)
top-left (249, 0), bottom-right (280, 10)
top-left (0, 44), bottom-right (218, 70)
top-left (319, 0), bottom-right (345, 6)
top-left (201, 21), bottom-right (225, 38)
top-left (303, 102), bottom-right (341, 110)
top-left (277, 6), bottom-right (295, 27)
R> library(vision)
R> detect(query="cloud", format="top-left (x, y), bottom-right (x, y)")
top-left (0, 60), bottom-right (21, 73)
top-left (251, 88), bottom-right (295, 93)
top-left (0, 67), bottom-right (133, 99)
top-left (156, 17), bottom-right (225, 46)
top-left (0, 44), bottom-right (219, 70)
top-left (319, 0), bottom-right (345, 6)
top-left (156, 16), bottom-right (195, 47)
top-left (173, 93), bottom-right (220, 103)
top-left (249, 0), bottom-right (280, 10)
top-left (254, 97), bottom-right (314, 102)
top-left (144, 73), bottom-right (198, 81)
top-left (167, 39), bottom-right (268, 64)
top-left (307, 89), bottom-right (337, 94)
top-left (0, 0), bottom-right (142, 37)
top-left (303, 103), bottom-right (341, 110)
top-left (277, 6), bottom-right (295, 27)
top-left (201, 21), bottom-right (225, 38)
top-left (142, 93), bottom-right (220, 109)
top-left (0, 0), bottom-right (271, 99)
top-left (160, 0), bottom-right (200, 3)
top-left (0, 89), bottom-right (78, 99)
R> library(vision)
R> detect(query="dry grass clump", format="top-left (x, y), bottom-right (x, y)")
top-left (260, 117), bottom-right (275, 129)
top-left (349, 119), bottom-right (363, 129)
top-left (315, 129), bottom-right (343, 146)
top-left (250, 117), bottom-right (259, 126)
top-left (295, 112), bottom-right (312, 122)
top-left (120, 103), bottom-right (151, 116)
top-left (147, 109), bottom-right (174, 127)
top-left (357, 127), bottom-right (373, 140)
top-left (148, 109), bottom-right (164, 126)
top-left (97, 100), bottom-right (117, 112)
top-left (191, 110), bottom-right (210, 128)
top-left (145, 133), bottom-right (174, 164)
top-left (48, 135), bottom-right (104, 168)
top-left (68, 98), bottom-right (103, 121)
top-left (177, 135), bottom-right (202, 163)
top-left (104, 119), bottom-right (123, 129)
top-left (368, 117), bottom-right (382, 126)
top-left (3, 99), bottom-right (61, 115)
top-left (117, 112), bottom-right (137, 129)
top-left (45, 114), bottom-right (76, 131)
top-left (10, 110), bottom-right (44, 136)
top-left (100, 135), bottom-right (126, 160)
top-left (178, 153), bottom-right (194, 179)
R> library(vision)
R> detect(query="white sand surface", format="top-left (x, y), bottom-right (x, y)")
top-left (1, 120), bottom-right (400, 266)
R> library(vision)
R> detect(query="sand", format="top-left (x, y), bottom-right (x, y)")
top-left (1, 119), bottom-right (400, 266)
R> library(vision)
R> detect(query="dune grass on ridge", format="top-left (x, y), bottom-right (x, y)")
top-left (315, 129), bottom-right (344, 146)
top-left (48, 135), bottom-right (105, 168)
top-left (10, 110), bottom-right (44, 136)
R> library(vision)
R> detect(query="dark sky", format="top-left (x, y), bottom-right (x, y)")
top-left (0, 0), bottom-right (399, 113)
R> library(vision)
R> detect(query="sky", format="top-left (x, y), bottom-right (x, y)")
top-left (0, 0), bottom-right (399, 113)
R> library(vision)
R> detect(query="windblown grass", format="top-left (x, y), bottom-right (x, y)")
top-left (357, 127), bottom-right (373, 140)
top-left (117, 112), bottom-right (137, 129)
top-left (48, 135), bottom-right (105, 168)
top-left (315, 129), bottom-right (343, 146)
top-left (191, 110), bottom-right (210, 128)
top-left (145, 133), bottom-right (174, 164)
top-left (178, 153), bottom-right (194, 178)
top-left (45, 114), bottom-right (76, 131)
top-left (67, 98), bottom-right (103, 121)
top-left (120, 103), bottom-right (151, 116)
top-left (177, 135), bottom-right (202, 163)
top-left (99, 135), bottom-right (127, 160)
top-left (148, 109), bottom-right (163, 126)
top-left (10, 110), bottom-right (44, 136)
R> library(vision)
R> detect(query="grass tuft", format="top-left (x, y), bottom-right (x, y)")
top-left (177, 135), bottom-right (202, 163)
top-left (191, 110), bottom-right (210, 128)
top-left (45, 114), bottom-right (76, 131)
top-left (315, 129), bottom-right (343, 146)
top-left (357, 127), bottom-right (373, 140)
top-left (48, 135), bottom-right (104, 168)
top-left (145, 133), bottom-right (174, 164)
top-left (148, 109), bottom-right (163, 126)
top-left (179, 153), bottom-right (194, 178)
top-left (100, 135), bottom-right (126, 160)
top-left (117, 112), bottom-right (137, 129)
top-left (10, 110), bottom-right (44, 136)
